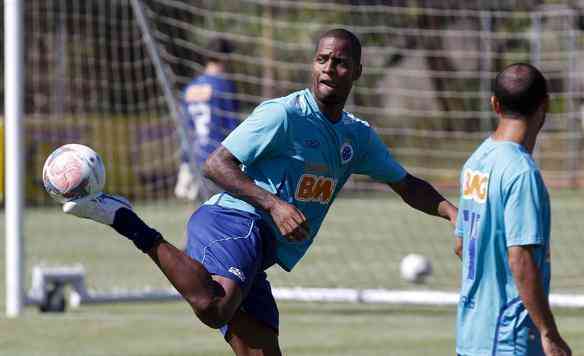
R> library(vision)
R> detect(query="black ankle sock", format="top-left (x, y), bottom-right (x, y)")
top-left (111, 208), bottom-right (163, 253)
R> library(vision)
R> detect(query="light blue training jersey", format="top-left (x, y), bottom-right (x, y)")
top-left (206, 89), bottom-right (406, 271)
top-left (455, 137), bottom-right (551, 356)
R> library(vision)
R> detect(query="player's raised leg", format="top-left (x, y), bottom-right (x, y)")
top-left (146, 238), bottom-right (244, 328)
top-left (64, 193), bottom-right (283, 355)
top-left (63, 193), bottom-right (241, 329)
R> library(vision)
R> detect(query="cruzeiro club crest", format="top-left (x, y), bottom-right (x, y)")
top-left (340, 142), bottom-right (354, 164)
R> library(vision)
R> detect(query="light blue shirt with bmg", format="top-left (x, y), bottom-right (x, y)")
top-left (209, 89), bottom-right (407, 271)
top-left (455, 137), bottom-right (551, 356)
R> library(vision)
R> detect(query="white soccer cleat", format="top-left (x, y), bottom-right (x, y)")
top-left (63, 193), bottom-right (132, 226)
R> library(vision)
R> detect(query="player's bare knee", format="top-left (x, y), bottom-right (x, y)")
top-left (188, 297), bottom-right (233, 329)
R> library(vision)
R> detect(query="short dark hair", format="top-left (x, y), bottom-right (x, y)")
top-left (205, 37), bottom-right (235, 64)
top-left (316, 28), bottom-right (362, 65)
top-left (493, 63), bottom-right (548, 118)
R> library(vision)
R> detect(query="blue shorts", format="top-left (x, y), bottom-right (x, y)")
top-left (185, 204), bottom-right (279, 335)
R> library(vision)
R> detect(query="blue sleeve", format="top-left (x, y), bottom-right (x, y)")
top-left (181, 80), bottom-right (197, 124)
top-left (504, 170), bottom-right (546, 247)
top-left (455, 207), bottom-right (464, 238)
top-left (221, 101), bottom-right (288, 165)
top-left (454, 171), bottom-right (465, 238)
top-left (352, 128), bottom-right (407, 183)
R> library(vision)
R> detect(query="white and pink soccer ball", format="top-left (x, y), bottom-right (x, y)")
top-left (42, 144), bottom-right (106, 203)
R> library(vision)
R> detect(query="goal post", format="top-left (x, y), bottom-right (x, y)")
top-left (4, 0), bottom-right (25, 318)
top-left (6, 1), bottom-right (584, 314)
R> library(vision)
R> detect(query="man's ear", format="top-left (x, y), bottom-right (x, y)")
top-left (491, 96), bottom-right (501, 115)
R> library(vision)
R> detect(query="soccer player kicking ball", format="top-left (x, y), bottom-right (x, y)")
top-left (63, 28), bottom-right (457, 356)
top-left (455, 63), bottom-right (571, 356)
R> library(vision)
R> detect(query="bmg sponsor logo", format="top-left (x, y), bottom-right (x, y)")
top-left (462, 169), bottom-right (489, 204)
top-left (295, 174), bottom-right (335, 204)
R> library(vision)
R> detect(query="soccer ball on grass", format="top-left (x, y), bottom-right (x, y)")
top-left (400, 253), bottom-right (432, 284)
top-left (42, 144), bottom-right (106, 203)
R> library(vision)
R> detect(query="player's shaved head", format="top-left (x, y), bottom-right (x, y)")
top-left (493, 63), bottom-right (548, 119)
top-left (316, 28), bottom-right (361, 65)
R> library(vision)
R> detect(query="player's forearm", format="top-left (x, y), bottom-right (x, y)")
top-left (204, 147), bottom-right (278, 212)
top-left (509, 246), bottom-right (559, 338)
top-left (389, 174), bottom-right (457, 223)
top-left (437, 199), bottom-right (458, 224)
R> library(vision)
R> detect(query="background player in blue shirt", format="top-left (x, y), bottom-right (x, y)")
top-left (175, 37), bottom-right (239, 202)
top-left (455, 63), bottom-right (571, 356)
top-left (64, 29), bottom-right (458, 356)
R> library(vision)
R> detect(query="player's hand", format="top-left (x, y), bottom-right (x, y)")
top-left (454, 238), bottom-right (463, 260)
top-left (269, 199), bottom-right (309, 242)
top-left (541, 332), bottom-right (571, 356)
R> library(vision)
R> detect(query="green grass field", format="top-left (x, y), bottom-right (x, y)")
top-left (1, 302), bottom-right (584, 355)
top-left (2, 191), bottom-right (584, 355)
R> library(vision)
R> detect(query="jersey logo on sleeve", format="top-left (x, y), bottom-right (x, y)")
top-left (295, 174), bottom-right (336, 204)
top-left (462, 169), bottom-right (489, 204)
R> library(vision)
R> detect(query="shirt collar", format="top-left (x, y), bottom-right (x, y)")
top-left (302, 88), bottom-right (346, 124)
top-left (303, 88), bottom-right (320, 113)
top-left (487, 136), bottom-right (528, 153)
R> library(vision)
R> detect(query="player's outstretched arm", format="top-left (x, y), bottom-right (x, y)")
top-left (204, 146), bottom-right (309, 241)
top-left (387, 173), bottom-right (457, 225)
top-left (508, 245), bottom-right (571, 356)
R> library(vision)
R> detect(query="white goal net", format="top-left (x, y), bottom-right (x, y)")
top-left (5, 0), bottom-right (584, 310)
